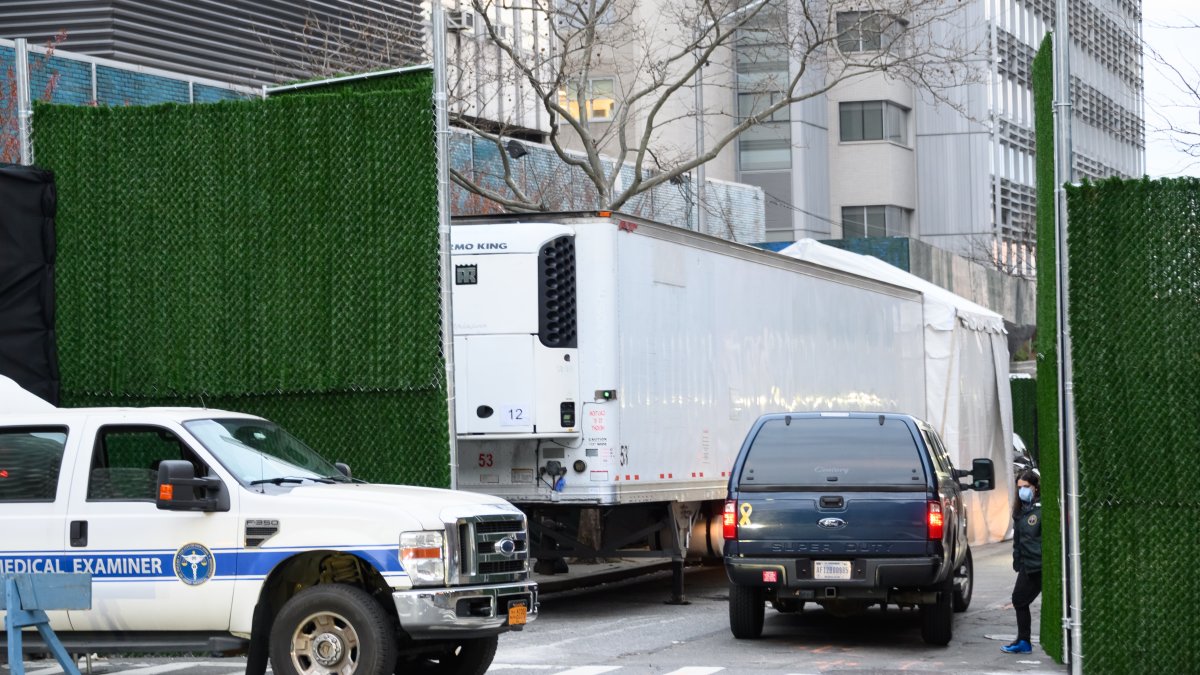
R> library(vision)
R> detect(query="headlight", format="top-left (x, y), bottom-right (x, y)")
top-left (400, 530), bottom-right (446, 586)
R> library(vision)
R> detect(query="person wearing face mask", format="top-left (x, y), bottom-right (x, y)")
top-left (1002, 470), bottom-right (1042, 653)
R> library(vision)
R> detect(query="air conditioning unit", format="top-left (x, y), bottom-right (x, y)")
top-left (446, 9), bottom-right (476, 32)
top-left (490, 24), bottom-right (510, 41)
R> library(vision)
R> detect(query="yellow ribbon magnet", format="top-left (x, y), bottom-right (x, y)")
top-left (739, 503), bottom-right (753, 526)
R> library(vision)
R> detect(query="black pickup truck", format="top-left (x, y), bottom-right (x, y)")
top-left (722, 412), bottom-right (995, 645)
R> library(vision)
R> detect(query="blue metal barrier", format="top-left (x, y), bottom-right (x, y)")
top-left (2, 573), bottom-right (92, 675)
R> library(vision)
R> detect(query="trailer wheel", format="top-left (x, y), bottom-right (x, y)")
top-left (919, 579), bottom-right (954, 646)
top-left (397, 636), bottom-right (498, 675)
top-left (269, 584), bottom-right (397, 675)
top-left (728, 583), bottom-right (765, 639)
top-left (952, 548), bottom-right (974, 612)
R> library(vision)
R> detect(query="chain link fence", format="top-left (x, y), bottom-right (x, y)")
top-left (1032, 34), bottom-right (1064, 664)
top-left (33, 69), bottom-right (450, 487)
top-left (1065, 176), bottom-right (1200, 673)
top-left (1010, 375), bottom-right (1038, 462)
top-left (1036, 32), bottom-right (1200, 672)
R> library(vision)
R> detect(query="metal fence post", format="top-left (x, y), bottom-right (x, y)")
top-left (14, 38), bottom-right (33, 165)
top-left (433, 0), bottom-right (460, 490)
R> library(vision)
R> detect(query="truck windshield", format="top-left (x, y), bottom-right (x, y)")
top-left (183, 418), bottom-right (351, 486)
top-left (739, 417), bottom-right (927, 488)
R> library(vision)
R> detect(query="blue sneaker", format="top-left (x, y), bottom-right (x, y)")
top-left (1001, 640), bottom-right (1032, 654)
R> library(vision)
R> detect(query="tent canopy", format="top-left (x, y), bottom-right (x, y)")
top-left (781, 240), bottom-right (1006, 334)
top-left (779, 240), bottom-right (1015, 545)
top-left (1, 375), bottom-right (56, 413)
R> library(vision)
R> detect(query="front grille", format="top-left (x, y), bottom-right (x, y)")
top-left (453, 515), bottom-right (530, 585)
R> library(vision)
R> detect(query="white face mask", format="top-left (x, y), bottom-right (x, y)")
top-left (1018, 486), bottom-right (1034, 503)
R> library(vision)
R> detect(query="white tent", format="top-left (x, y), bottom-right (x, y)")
top-left (1, 375), bottom-right (55, 413)
top-left (779, 240), bottom-right (1015, 545)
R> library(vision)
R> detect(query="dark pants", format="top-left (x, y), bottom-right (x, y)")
top-left (1012, 569), bottom-right (1043, 642)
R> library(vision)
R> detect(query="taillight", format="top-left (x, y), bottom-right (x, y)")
top-left (927, 500), bottom-right (944, 540)
top-left (722, 500), bottom-right (738, 540)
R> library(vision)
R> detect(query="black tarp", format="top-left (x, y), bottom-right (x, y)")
top-left (0, 163), bottom-right (59, 405)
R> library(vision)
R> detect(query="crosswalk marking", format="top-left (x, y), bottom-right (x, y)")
top-left (99, 665), bottom-right (195, 675)
top-left (10, 662), bottom-right (740, 675)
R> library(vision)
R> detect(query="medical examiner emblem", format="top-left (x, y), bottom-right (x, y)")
top-left (174, 543), bottom-right (215, 586)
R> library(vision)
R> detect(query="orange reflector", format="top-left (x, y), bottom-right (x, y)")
top-left (159, 484), bottom-right (174, 501)
top-left (927, 500), bottom-right (944, 540)
top-left (722, 499), bottom-right (738, 540)
top-left (598, 210), bottom-right (612, 217)
top-left (402, 547), bottom-right (442, 560)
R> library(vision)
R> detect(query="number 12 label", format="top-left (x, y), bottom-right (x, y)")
top-left (500, 404), bottom-right (530, 427)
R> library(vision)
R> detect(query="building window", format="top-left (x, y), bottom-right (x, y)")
top-left (558, 78), bottom-right (616, 121)
top-left (842, 205), bottom-right (911, 238)
top-left (739, 125), bottom-right (792, 171)
top-left (836, 11), bottom-right (906, 53)
top-left (736, 9), bottom-right (791, 172)
top-left (839, 101), bottom-right (909, 145)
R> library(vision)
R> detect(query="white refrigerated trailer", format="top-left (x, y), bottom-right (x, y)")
top-left (450, 212), bottom-right (927, 598)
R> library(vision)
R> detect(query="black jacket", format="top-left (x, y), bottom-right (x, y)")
top-left (1013, 501), bottom-right (1042, 573)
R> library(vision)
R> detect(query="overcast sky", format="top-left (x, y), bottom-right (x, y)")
top-left (1142, 0), bottom-right (1199, 177)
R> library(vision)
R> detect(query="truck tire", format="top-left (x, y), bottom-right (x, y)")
top-left (728, 583), bottom-right (765, 639)
top-left (269, 584), bottom-right (398, 675)
top-left (400, 636), bottom-right (498, 675)
top-left (920, 580), bottom-right (954, 646)
top-left (952, 548), bottom-right (974, 612)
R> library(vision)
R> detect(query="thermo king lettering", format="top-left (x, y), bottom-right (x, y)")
top-left (451, 242), bottom-right (509, 251)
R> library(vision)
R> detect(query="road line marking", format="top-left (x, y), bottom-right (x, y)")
top-left (552, 667), bottom-right (622, 675)
top-left (663, 668), bottom-right (725, 675)
top-left (106, 664), bottom-right (197, 674)
top-left (25, 667), bottom-right (65, 675)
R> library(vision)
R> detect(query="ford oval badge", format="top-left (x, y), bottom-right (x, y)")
top-left (495, 538), bottom-right (518, 556)
top-left (818, 517), bottom-right (846, 529)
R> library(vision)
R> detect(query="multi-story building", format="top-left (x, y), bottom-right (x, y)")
top-left (732, 0), bottom-right (1144, 278)
top-left (4, 0), bottom-right (1139, 280)
top-left (0, 1), bottom-right (424, 86)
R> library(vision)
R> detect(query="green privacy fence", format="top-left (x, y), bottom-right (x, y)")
top-left (33, 70), bottom-right (450, 487)
top-left (1031, 33), bottom-right (1064, 664)
top-left (1065, 177), bottom-right (1200, 673)
top-left (1010, 375), bottom-right (1038, 462)
top-left (1035, 31), bottom-right (1200, 671)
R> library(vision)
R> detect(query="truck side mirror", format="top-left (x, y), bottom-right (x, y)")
top-left (969, 458), bottom-right (995, 491)
top-left (156, 459), bottom-right (230, 512)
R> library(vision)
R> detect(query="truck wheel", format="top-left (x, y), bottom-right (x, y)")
top-left (728, 583), bottom-right (765, 639)
top-left (920, 580), bottom-right (954, 646)
top-left (402, 636), bottom-right (498, 675)
top-left (269, 584), bottom-right (397, 675)
top-left (952, 548), bottom-right (974, 612)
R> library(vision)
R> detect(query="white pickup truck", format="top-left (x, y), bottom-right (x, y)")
top-left (0, 377), bottom-right (537, 675)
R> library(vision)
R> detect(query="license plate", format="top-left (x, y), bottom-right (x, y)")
top-left (507, 601), bottom-right (527, 626)
top-left (813, 561), bottom-right (852, 580)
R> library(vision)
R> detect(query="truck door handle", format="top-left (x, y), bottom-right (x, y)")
top-left (70, 520), bottom-right (88, 547)
top-left (819, 496), bottom-right (844, 509)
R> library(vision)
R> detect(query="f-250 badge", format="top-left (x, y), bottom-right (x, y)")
top-left (174, 543), bottom-right (215, 586)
